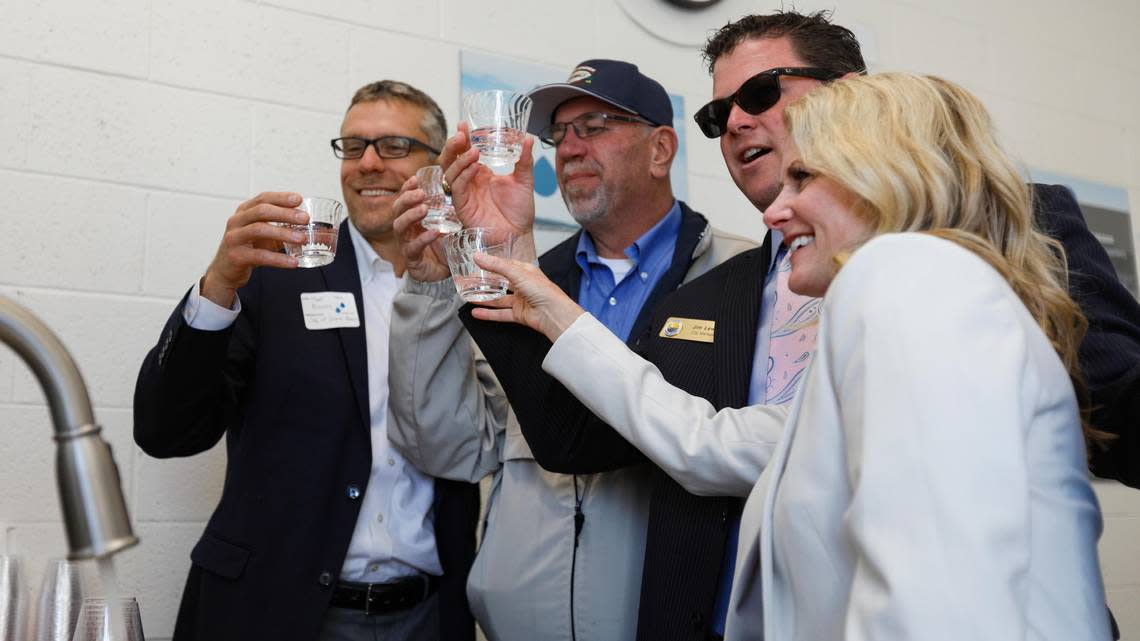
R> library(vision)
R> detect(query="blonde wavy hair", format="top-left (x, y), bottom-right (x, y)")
top-left (784, 72), bottom-right (1104, 446)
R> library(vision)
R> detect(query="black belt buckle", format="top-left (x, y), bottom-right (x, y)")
top-left (360, 574), bottom-right (430, 616)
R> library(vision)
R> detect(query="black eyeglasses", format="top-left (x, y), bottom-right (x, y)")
top-left (694, 67), bottom-right (844, 138)
top-left (538, 112), bottom-right (656, 148)
top-left (330, 136), bottom-right (440, 159)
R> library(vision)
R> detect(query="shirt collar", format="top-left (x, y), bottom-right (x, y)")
top-left (575, 200), bottom-right (682, 272)
top-left (347, 220), bottom-right (394, 285)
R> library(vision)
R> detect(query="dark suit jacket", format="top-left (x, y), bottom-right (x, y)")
top-left (461, 204), bottom-right (768, 641)
top-left (133, 224), bottom-right (478, 641)
top-left (1034, 184), bottom-right (1140, 488)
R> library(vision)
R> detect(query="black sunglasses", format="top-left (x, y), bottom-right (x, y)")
top-left (694, 67), bottom-right (844, 138)
top-left (330, 135), bottom-right (440, 159)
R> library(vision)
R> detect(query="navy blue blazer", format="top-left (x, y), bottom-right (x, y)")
top-left (1034, 184), bottom-right (1140, 488)
top-left (134, 223), bottom-right (478, 641)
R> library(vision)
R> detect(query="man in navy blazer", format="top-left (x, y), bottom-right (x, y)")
top-left (1034, 185), bottom-right (1140, 488)
top-left (134, 81), bottom-right (478, 641)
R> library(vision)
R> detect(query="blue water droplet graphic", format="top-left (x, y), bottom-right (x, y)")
top-left (534, 156), bottom-right (558, 197)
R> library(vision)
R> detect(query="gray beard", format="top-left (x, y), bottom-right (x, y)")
top-left (563, 186), bottom-right (609, 226)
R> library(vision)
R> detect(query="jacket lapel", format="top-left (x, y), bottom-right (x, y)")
top-left (626, 202), bottom-right (708, 347)
top-left (714, 235), bottom-right (772, 409)
top-left (539, 230), bottom-right (585, 300)
top-left (320, 223), bottom-right (371, 432)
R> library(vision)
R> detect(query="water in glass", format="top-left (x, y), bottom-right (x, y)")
top-left (283, 221), bottom-right (337, 268)
top-left (470, 127), bottom-right (525, 173)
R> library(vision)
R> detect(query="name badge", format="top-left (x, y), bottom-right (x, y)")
top-left (300, 292), bottom-right (360, 330)
top-left (659, 317), bottom-right (715, 343)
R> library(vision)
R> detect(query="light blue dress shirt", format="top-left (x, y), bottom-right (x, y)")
top-left (574, 201), bottom-right (683, 339)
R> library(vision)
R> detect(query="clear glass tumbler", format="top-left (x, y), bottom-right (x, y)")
top-left (70, 597), bottom-right (144, 641)
top-left (415, 166), bottom-right (462, 233)
top-left (463, 90), bottom-right (533, 175)
top-left (444, 227), bottom-right (514, 302)
top-left (281, 197), bottom-right (345, 268)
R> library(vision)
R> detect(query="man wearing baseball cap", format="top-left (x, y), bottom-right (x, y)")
top-left (385, 59), bottom-right (755, 640)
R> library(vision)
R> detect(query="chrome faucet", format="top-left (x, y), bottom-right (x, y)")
top-left (0, 296), bottom-right (138, 559)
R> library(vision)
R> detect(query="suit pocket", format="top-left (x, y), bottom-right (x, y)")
top-left (190, 531), bottom-right (251, 580)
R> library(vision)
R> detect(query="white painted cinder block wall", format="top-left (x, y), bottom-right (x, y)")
top-left (1, 0), bottom-right (1138, 638)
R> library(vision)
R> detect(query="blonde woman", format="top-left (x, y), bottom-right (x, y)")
top-left (468, 73), bottom-right (1111, 641)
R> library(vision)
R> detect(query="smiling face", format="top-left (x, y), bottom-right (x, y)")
top-left (339, 99), bottom-right (435, 241)
top-left (712, 36), bottom-right (829, 212)
top-left (552, 96), bottom-right (655, 227)
top-left (763, 150), bottom-right (871, 297)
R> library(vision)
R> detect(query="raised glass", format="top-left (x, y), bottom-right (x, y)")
top-left (463, 90), bottom-right (533, 175)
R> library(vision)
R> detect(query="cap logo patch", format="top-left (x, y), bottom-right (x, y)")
top-left (567, 65), bottom-right (595, 85)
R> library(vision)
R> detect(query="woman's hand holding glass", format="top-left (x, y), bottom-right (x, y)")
top-left (469, 252), bottom-right (586, 342)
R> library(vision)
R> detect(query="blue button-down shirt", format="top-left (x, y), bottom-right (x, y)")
top-left (574, 201), bottom-right (682, 341)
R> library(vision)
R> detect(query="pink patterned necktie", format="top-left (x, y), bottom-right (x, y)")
top-left (764, 248), bottom-right (821, 405)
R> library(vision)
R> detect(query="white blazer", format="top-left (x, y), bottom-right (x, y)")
top-left (544, 233), bottom-right (1110, 641)
top-left (728, 234), bottom-right (1109, 641)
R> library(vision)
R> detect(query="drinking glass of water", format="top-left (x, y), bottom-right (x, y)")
top-left (281, 197), bottom-right (345, 268)
top-left (463, 90), bottom-right (533, 175)
top-left (444, 227), bottom-right (514, 302)
top-left (70, 597), bottom-right (144, 641)
top-left (414, 166), bottom-right (462, 233)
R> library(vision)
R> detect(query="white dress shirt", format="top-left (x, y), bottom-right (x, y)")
top-left (183, 221), bottom-right (441, 583)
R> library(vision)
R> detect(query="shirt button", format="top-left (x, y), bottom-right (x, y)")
top-left (377, 513), bottom-right (384, 523)
top-left (608, 297), bottom-right (617, 306)
top-left (640, 272), bottom-right (648, 281)
top-left (346, 485), bottom-right (361, 500)
top-left (387, 458), bottom-right (395, 466)
top-left (318, 571), bottom-right (333, 587)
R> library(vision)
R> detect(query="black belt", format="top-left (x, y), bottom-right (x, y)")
top-left (329, 574), bottom-right (439, 616)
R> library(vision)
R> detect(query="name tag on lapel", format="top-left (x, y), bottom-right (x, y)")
top-left (300, 292), bottom-right (360, 330)
top-left (658, 317), bottom-right (715, 343)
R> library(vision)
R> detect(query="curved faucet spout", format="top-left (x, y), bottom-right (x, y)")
top-left (0, 295), bottom-right (138, 559)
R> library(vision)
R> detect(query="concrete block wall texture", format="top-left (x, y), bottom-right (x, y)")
top-left (0, 0), bottom-right (1137, 638)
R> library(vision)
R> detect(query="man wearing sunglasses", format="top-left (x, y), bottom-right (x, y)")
top-left (134, 81), bottom-right (479, 641)
top-left (386, 59), bottom-right (756, 641)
